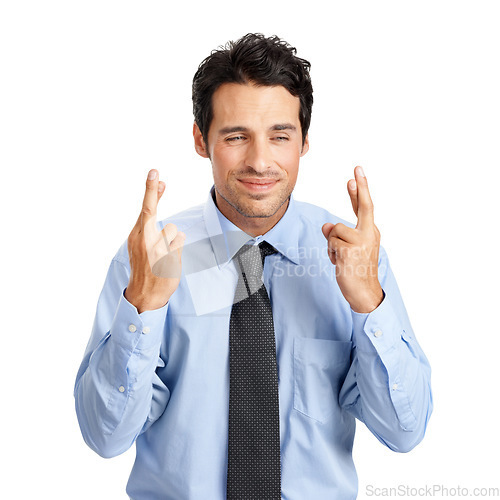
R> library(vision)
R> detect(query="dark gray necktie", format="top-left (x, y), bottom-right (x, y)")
top-left (227, 241), bottom-right (281, 500)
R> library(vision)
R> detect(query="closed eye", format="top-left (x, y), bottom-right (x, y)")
top-left (225, 136), bottom-right (246, 142)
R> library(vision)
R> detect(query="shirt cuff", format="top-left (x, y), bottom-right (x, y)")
top-left (350, 290), bottom-right (402, 354)
top-left (350, 291), bottom-right (418, 431)
top-left (108, 288), bottom-right (168, 352)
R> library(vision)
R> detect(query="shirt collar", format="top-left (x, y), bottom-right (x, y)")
top-left (203, 186), bottom-right (301, 268)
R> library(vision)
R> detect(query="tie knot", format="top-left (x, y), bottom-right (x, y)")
top-left (232, 242), bottom-right (277, 305)
top-left (236, 241), bottom-right (277, 275)
top-left (258, 240), bottom-right (278, 262)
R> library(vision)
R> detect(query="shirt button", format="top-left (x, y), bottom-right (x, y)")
top-left (392, 383), bottom-right (398, 391)
top-left (373, 329), bottom-right (383, 338)
top-left (142, 326), bottom-right (150, 334)
top-left (128, 324), bottom-right (137, 333)
top-left (118, 386), bottom-right (125, 393)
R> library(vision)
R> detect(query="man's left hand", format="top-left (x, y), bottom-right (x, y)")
top-left (322, 166), bottom-right (384, 313)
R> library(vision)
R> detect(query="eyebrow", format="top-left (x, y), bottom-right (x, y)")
top-left (271, 123), bottom-right (297, 132)
top-left (218, 123), bottom-right (297, 135)
top-left (218, 126), bottom-right (249, 135)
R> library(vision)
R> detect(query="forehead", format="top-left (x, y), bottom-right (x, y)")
top-left (210, 83), bottom-right (301, 128)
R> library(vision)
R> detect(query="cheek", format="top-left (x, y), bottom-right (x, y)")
top-left (212, 148), bottom-right (232, 172)
top-left (280, 149), bottom-right (301, 178)
top-left (212, 148), bottom-right (241, 176)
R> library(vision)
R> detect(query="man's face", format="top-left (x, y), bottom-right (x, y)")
top-left (194, 82), bottom-right (309, 230)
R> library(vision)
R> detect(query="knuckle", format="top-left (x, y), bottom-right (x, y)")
top-left (363, 200), bottom-right (374, 212)
top-left (330, 224), bottom-right (342, 237)
top-left (327, 242), bottom-right (336, 255)
top-left (332, 240), bottom-right (344, 254)
top-left (142, 206), bottom-right (155, 217)
top-left (366, 226), bottom-right (379, 241)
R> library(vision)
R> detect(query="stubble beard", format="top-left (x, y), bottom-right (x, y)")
top-left (214, 181), bottom-right (292, 219)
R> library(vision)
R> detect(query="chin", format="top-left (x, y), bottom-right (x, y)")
top-left (216, 184), bottom-right (292, 220)
top-left (236, 198), bottom-right (288, 219)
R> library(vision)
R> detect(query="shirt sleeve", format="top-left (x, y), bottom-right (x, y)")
top-left (338, 245), bottom-right (433, 452)
top-left (74, 255), bottom-right (171, 458)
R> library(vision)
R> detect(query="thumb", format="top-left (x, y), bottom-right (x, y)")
top-left (322, 222), bottom-right (334, 239)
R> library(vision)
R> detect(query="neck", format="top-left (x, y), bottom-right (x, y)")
top-left (214, 191), bottom-right (289, 237)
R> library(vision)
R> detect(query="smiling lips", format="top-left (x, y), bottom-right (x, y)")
top-left (237, 178), bottom-right (279, 192)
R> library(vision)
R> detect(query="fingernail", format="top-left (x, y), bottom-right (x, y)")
top-left (349, 180), bottom-right (357, 190)
top-left (357, 166), bottom-right (365, 177)
top-left (148, 170), bottom-right (157, 180)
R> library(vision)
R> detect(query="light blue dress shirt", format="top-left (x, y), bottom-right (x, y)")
top-left (75, 188), bottom-right (433, 500)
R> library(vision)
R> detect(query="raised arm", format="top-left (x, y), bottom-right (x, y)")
top-left (323, 166), bottom-right (433, 451)
top-left (74, 170), bottom-right (185, 457)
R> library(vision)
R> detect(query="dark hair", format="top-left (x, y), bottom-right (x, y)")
top-left (192, 33), bottom-right (313, 146)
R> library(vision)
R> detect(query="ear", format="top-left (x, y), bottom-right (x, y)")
top-left (193, 122), bottom-right (210, 158)
top-left (300, 133), bottom-right (310, 157)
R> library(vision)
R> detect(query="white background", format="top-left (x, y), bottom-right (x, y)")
top-left (1, 1), bottom-right (499, 498)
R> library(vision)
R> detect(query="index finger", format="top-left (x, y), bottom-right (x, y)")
top-left (354, 166), bottom-right (374, 230)
top-left (136, 169), bottom-right (160, 236)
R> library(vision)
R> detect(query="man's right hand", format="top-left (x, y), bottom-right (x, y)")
top-left (124, 169), bottom-right (185, 313)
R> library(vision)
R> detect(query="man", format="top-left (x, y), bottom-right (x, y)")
top-left (75, 33), bottom-right (432, 499)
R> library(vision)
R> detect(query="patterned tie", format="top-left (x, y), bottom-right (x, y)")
top-left (227, 241), bottom-right (281, 500)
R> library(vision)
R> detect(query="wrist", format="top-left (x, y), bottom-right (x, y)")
top-left (349, 287), bottom-right (384, 314)
top-left (124, 286), bottom-right (168, 314)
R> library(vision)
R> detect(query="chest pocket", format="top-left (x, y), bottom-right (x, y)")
top-left (293, 338), bottom-right (352, 423)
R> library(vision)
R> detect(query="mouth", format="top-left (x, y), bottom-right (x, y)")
top-left (237, 178), bottom-right (279, 192)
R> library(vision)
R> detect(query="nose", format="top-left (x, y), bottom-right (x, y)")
top-left (245, 137), bottom-right (272, 173)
